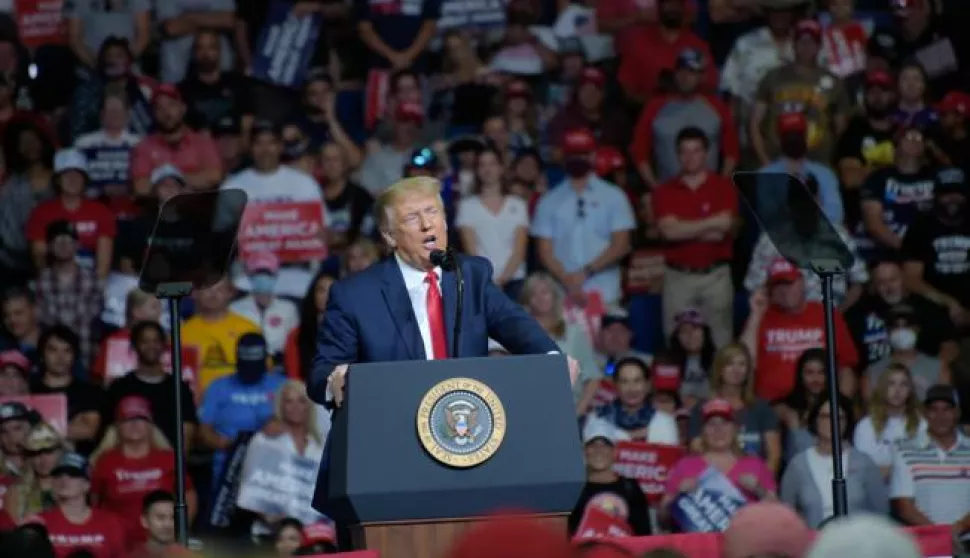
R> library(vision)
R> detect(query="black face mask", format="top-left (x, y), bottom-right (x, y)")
top-left (237, 365), bottom-right (265, 385)
top-left (564, 157), bottom-right (592, 178)
top-left (780, 134), bottom-right (808, 159)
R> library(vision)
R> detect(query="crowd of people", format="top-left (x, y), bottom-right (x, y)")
top-left (0, 0), bottom-right (968, 556)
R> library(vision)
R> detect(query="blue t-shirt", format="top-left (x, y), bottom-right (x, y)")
top-left (200, 373), bottom-right (287, 482)
top-left (353, 0), bottom-right (442, 69)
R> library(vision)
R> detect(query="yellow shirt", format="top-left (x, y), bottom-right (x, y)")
top-left (181, 311), bottom-right (261, 393)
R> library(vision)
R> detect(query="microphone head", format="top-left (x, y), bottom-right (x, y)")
top-left (429, 248), bottom-right (456, 271)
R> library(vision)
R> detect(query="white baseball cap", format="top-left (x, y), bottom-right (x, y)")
top-left (53, 148), bottom-right (88, 175)
top-left (150, 163), bottom-right (185, 186)
top-left (582, 416), bottom-right (630, 445)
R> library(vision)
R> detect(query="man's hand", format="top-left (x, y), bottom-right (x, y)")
top-left (567, 356), bottom-right (580, 386)
top-left (328, 364), bottom-right (349, 407)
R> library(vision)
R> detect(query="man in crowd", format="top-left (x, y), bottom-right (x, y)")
top-left (157, 1), bottom-right (234, 84)
top-left (0, 288), bottom-right (43, 367)
top-left (0, 350), bottom-right (29, 396)
top-left (130, 491), bottom-right (177, 558)
top-left (358, 102), bottom-right (426, 196)
top-left (834, 69), bottom-right (898, 193)
top-left (177, 29), bottom-right (249, 131)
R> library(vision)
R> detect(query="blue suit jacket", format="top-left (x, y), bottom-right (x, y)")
top-left (308, 255), bottom-right (559, 404)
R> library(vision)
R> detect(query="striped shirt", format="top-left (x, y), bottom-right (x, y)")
top-left (889, 434), bottom-right (970, 524)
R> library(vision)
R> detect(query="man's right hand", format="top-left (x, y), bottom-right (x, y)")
top-left (328, 364), bottom-right (349, 407)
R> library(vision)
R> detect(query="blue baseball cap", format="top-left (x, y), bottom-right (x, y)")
top-left (236, 333), bottom-right (268, 378)
top-left (52, 452), bottom-right (89, 479)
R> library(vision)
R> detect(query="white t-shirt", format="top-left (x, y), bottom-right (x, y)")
top-left (853, 414), bottom-right (927, 469)
top-left (455, 195), bottom-right (529, 280)
top-left (229, 296), bottom-right (300, 356)
top-left (646, 411), bottom-right (680, 445)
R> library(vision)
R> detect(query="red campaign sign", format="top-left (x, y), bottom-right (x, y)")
top-left (575, 506), bottom-right (633, 541)
top-left (103, 338), bottom-right (199, 393)
top-left (238, 202), bottom-right (328, 264)
top-left (564, 291), bottom-right (605, 345)
top-left (591, 378), bottom-right (617, 408)
top-left (15, 0), bottom-right (67, 47)
top-left (0, 394), bottom-right (67, 436)
top-left (612, 441), bottom-right (684, 504)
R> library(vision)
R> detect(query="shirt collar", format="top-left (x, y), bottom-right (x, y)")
top-left (395, 252), bottom-right (441, 291)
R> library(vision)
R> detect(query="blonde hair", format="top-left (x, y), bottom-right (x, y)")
top-left (518, 272), bottom-right (566, 338)
top-left (374, 177), bottom-right (444, 234)
top-left (710, 343), bottom-right (756, 405)
top-left (89, 423), bottom-right (172, 466)
top-left (275, 379), bottom-right (323, 447)
top-left (868, 363), bottom-right (922, 439)
top-left (5, 421), bottom-right (64, 522)
top-left (124, 288), bottom-right (157, 327)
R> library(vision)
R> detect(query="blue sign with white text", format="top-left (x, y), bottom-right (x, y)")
top-left (251, 0), bottom-right (322, 88)
top-left (669, 466), bottom-right (747, 533)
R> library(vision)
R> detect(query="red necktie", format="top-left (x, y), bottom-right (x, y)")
top-left (425, 271), bottom-right (448, 359)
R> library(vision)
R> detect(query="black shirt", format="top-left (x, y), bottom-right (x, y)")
top-left (178, 72), bottom-right (252, 131)
top-left (568, 477), bottom-right (652, 537)
top-left (833, 115), bottom-right (897, 169)
top-left (901, 211), bottom-right (970, 307)
top-left (104, 371), bottom-right (198, 448)
top-left (324, 181), bottom-right (376, 250)
top-left (29, 376), bottom-right (104, 455)
top-left (857, 165), bottom-right (937, 257)
top-left (845, 293), bottom-right (956, 368)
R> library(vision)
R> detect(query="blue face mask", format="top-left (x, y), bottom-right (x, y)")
top-left (250, 274), bottom-right (277, 295)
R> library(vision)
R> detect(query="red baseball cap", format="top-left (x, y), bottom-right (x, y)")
top-left (245, 251), bottom-right (280, 275)
top-left (301, 521), bottom-right (337, 547)
top-left (865, 69), bottom-right (894, 89)
top-left (652, 364), bottom-right (681, 392)
top-left (395, 102), bottom-right (425, 123)
top-left (578, 67), bottom-right (606, 88)
top-left (767, 258), bottom-right (801, 285)
top-left (0, 350), bottom-right (29, 373)
top-left (153, 83), bottom-right (182, 104)
top-left (562, 128), bottom-right (596, 155)
top-left (506, 80), bottom-right (531, 99)
top-left (777, 111), bottom-right (808, 134)
top-left (593, 146), bottom-right (624, 177)
top-left (117, 396), bottom-right (153, 422)
top-left (794, 19), bottom-right (822, 41)
top-left (937, 91), bottom-right (970, 116)
top-left (702, 398), bottom-right (735, 422)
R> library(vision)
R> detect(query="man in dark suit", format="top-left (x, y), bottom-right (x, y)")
top-left (310, 176), bottom-right (577, 407)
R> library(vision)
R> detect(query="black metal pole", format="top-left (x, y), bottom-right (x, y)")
top-left (820, 272), bottom-right (848, 518)
top-left (168, 297), bottom-right (190, 544)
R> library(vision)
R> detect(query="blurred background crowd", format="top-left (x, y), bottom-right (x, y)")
top-left (0, 0), bottom-right (969, 555)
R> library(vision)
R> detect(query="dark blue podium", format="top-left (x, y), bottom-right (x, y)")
top-left (326, 354), bottom-right (585, 558)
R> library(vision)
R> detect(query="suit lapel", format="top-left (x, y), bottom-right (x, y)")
top-left (380, 259), bottom-right (425, 360)
top-left (441, 269), bottom-right (457, 358)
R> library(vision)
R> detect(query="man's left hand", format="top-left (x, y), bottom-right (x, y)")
top-left (567, 356), bottom-right (580, 386)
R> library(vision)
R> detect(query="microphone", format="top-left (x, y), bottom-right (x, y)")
top-left (429, 248), bottom-right (463, 358)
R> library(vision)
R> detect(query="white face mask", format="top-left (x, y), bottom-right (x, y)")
top-left (889, 327), bottom-right (917, 351)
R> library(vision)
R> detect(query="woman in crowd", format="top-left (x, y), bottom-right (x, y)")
top-left (0, 350), bottom-right (30, 396)
top-left (687, 343), bottom-right (782, 473)
top-left (853, 363), bottom-right (926, 479)
top-left (667, 308), bottom-right (716, 406)
top-left (597, 357), bottom-right (679, 443)
top-left (893, 61), bottom-right (936, 129)
top-left (780, 395), bottom-right (888, 527)
top-left (431, 31), bottom-right (493, 137)
top-left (241, 380), bottom-right (326, 538)
top-left (93, 288), bottom-right (163, 384)
top-left (342, 237), bottom-right (380, 277)
top-left (285, 270), bottom-right (338, 381)
top-left (3, 422), bottom-right (64, 523)
top-left (776, 348), bottom-right (828, 460)
top-left (274, 517), bottom-right (304, 557)
top-left (501, 80), bottom-right (539, 150)
top-left (90, 395), bottom-right (197, 546)
top-left (457, 146), bottom-right (530, 299)
top-left (519, 273), bottom-right (599, 415)
top-left (662, 399), bottom-right (777, 527)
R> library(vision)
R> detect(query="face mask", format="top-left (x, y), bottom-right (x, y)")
top-left (237, 363), bottom-right (265, 384)
top-left (889, 327), bottom-right (917, 351)
top-left (780, 134), bottom-right (808, 159)
top-left (249, 274), bottom-right (277, 295)
top-left (564, 157), bottom-right (592, 178)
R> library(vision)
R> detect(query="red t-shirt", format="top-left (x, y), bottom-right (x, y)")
top-left (617, 27), bottom-right (718, 100)
top-left (652, 173), bottom-right (738, 268)
top-left (130, 131), bottom-right (221, 180)
top-left (27, 507), bottom-right (127, 558)
top-left (0, 508), bottom-right (15, 532)
top-left (755, 301), bottom-right (858, 401)
top-left (25, 198), bottom-right (118, 252)
top-left (90, 448), bottom-right (190, 546)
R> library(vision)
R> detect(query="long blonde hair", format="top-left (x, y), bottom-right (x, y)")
top-left (89, 423), bottom-right (172, 466)
top-left (868, 363), bottom-right (922, 439)
top-left (5, 422), bottom-right (64, 522)
top-left (709, 343), bottom-right (756, 405)
top-left (276, 380), bottom-right (323, 447)
top-left (518, 272), bottom-right (566, 338)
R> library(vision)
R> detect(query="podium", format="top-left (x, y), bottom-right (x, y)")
top-left (325, 354), bottom-right (586, 558)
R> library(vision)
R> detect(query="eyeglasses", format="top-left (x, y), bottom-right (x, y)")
top-left (577, 198), bottom-right (586, 219)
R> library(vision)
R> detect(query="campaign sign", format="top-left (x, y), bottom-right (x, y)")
top-left (564, 291), bottom-right (605, 345)
top-left (591, 379), bottom-right (616, 408)
top-left (438, 0), bottom-right (507, 33)
top-left (251, 0), bottom-right (322, 88)
top-left (669, 467), bottom-right (747, 533)
top-left (81, 145), bottom-right (132, 194)
top-left (613, 442), bottom-right (684, 504)
top-left (574, 506), bottom-right (633, 540)
top-left (0, 394), bottom-right (68, 436)
top-left (103, 337), bottom-right (199, 393)
top-left (236, 436), bottom-right (327, 525)
top-left (238, 201), bottom-right (328, 263)
top-left (16, 0), bottom-right (66, 47)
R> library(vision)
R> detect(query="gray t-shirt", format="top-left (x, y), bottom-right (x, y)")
top-left (355, 143), bottom-right (418, 196)
top-left (865, 353), bottom-right (941, 401)
top-left (155, 0), bottom-right (235, 83)
top-left (64, 0), bottom-right (150, 57)
top-left (687, 397), bottom-right (779, 458)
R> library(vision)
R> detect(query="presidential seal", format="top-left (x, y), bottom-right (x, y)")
top-left (416, 378), bottom-right (506, 468)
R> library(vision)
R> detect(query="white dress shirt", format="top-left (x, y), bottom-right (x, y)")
top-left (396, 253), bottom-right (443, 360)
